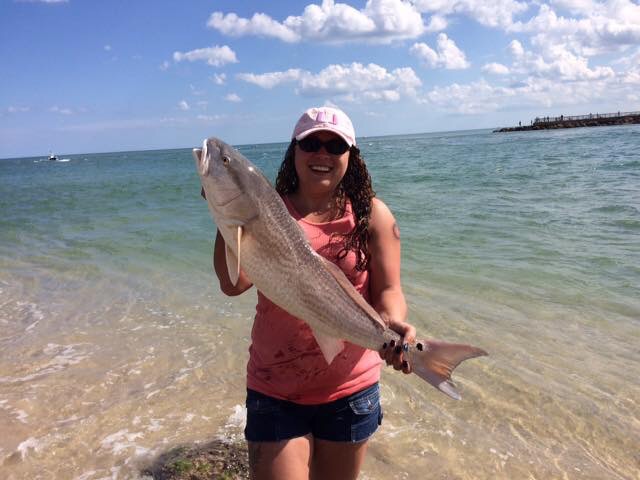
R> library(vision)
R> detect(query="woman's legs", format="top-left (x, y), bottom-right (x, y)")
top-left (248, 435), bottom-right (313, 480)
top-left (311, 438), bottom-right (369, 480)
top-left (248, 436), bottom-right (369, 480)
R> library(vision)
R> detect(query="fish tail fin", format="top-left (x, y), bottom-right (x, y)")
top-left (410, 340), bottom-right (487, 400)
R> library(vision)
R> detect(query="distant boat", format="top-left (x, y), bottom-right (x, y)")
top-left (48, 153), bottom-right (58, 161)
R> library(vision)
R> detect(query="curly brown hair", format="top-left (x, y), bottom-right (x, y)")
top-left (275, 139), bottom-right (376, 271)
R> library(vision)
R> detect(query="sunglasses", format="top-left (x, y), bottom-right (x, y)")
top-left (297, 136), bottom-right (350, 155)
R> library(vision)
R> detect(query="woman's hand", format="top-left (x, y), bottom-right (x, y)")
top-left (379, 319), bottom-right (417, 374)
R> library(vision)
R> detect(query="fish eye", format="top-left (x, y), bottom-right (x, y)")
top-left (222, 155), bottom-right (231, 165)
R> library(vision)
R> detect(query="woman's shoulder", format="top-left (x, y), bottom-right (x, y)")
top-left (369, 198), bottom-right (396, 235)
top-left (370, 197), bottom-right (394, 221)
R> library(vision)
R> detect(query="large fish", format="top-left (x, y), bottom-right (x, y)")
top-left (194, 137), bottom-right (487, 400)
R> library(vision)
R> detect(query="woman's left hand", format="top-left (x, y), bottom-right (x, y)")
top-left (379, 320), bottom-right (417, 374)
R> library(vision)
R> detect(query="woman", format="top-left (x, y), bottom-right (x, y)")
top-left (213, 106), bottom-right (416, 480)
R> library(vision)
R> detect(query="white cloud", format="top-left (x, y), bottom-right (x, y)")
top-left (423, 79), bottom-right (505, 114)
top-left (224, 93), bottom-right (242, 103)
top-left (411, 0), bottom-right (639, 59)
top-left (510, 3), bottom-right (640, 57)
top-left (424, 14), bottom-right (448, 32)
top-left (208, 12), bottom-right (300, 43)
top-left (360, 0), bottom-right (425, 39)
top-left (212, 73), bottom-right (227, 85)
top-left (104, 45), bottom-right (112, 52)
top-left (208, 0), bottom-right (425, 44)
top-left (50, 106), bottom-right (73, 115)
top-left (510, 39), bottom-right (525, 57)
top-left (178, 100), bottom-right (190, 111)
top-left (173, 45), bottom-right (238, 67)
top-left (238, 62), bottom-right (421, 102)
top-left (482, 62), bottom-right (510, 75)
top-left (7, 106), bottom-right (30, 113)
top-left (410, 42), bottom-right (438, 66)
top-left (550, 0), bottom-right (600, 15)
top-left (421, 68), bottom-right (638, 115)
top-left (413, 0), bottom-right (529, 30)
top-left (507, 39), bottom-right (615, 80)
top-left (238, 69), bottom-right (304, 89)
top-left (410, 33), bottom-right (470, 69)
top-left (159, 61), bottom-right (170, 71)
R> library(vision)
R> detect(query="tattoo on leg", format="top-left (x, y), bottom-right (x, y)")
top-left (392, 222), bottom-right (401, 240)
top-left (248, 442), bottom-right (263, 474)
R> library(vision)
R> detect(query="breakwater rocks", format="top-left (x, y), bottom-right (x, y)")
top-left (494, 112), bottom-right (640, 132)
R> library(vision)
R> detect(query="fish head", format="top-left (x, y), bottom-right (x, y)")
top-left (193, 137), bottom-right (263, 226)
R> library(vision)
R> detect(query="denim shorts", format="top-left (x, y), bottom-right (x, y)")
top-left (245, 383), bottom-right (383, 443)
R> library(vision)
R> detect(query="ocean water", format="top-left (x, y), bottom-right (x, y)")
top-left (1, 126), bottom-right (638, 479)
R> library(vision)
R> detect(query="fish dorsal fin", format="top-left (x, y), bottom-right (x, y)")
top-left (311, 328), bottom-right (345, 365)
top-left (318, 255), bottom-right (387, 333)
top-left (225, 225), bottom-right (243, 286)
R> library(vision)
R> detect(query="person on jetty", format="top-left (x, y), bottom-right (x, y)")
top-left (212, 106), bottom-right (416, 479)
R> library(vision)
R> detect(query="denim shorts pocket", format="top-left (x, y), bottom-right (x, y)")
top-left (347, 385), bottom-right (381, 442)
top-left (348, 385), bottom-right (380, 415)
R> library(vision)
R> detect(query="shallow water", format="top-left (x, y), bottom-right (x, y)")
top-left (1, 126), bottom-right (639, 479)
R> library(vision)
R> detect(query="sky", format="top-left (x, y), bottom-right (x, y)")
top-left (1, 0), bottom-right (639, 158)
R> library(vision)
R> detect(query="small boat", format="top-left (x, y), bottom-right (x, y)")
top-left (48, 153), bottom-right (58, 161)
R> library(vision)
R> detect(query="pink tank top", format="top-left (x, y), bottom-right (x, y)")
top-left (246, 196), bottom-right (382, 404)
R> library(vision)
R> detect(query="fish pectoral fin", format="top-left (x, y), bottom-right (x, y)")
top-left (225, 225), bottom-right (243, 286)
top-left (317, 255), bottom-right (387, 333)
top-left (312, 329), bottom-right (344, 365)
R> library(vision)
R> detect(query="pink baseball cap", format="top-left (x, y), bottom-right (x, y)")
top-left (292, 106), bottom-right (356, 147)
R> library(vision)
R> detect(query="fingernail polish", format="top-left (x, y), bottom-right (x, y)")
top-left (382, 343), bottom-right (387, 349)
top-left (394, 345), bottom-right (401, 354)
top-left (389, 340), bottom-right (395, 348)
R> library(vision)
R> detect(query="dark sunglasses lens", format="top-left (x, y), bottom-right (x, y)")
top-left (298, 137), bottom-right (349, 155)
top-left (325, 139), bottom-right (349, 155)
top-left (298, 137), bottom-right (321, 152)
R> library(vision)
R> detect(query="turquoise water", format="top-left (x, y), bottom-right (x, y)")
top-left (1, 126), bottom-right (638, 479)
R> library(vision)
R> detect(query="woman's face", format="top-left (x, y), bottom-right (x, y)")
top-left (294, 130), bottom-right (350, 196)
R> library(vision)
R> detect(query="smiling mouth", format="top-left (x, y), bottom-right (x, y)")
top-left (309, 165), bottom-right (332, 173)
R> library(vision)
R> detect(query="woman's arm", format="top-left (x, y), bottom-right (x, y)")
top-left (213, 229), bottom-right (253, 296)
top-left (368, 198), bottom-right (416, 373)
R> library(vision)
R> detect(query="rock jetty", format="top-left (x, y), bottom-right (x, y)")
top-left (494, 111), bottom-right (640, 132)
